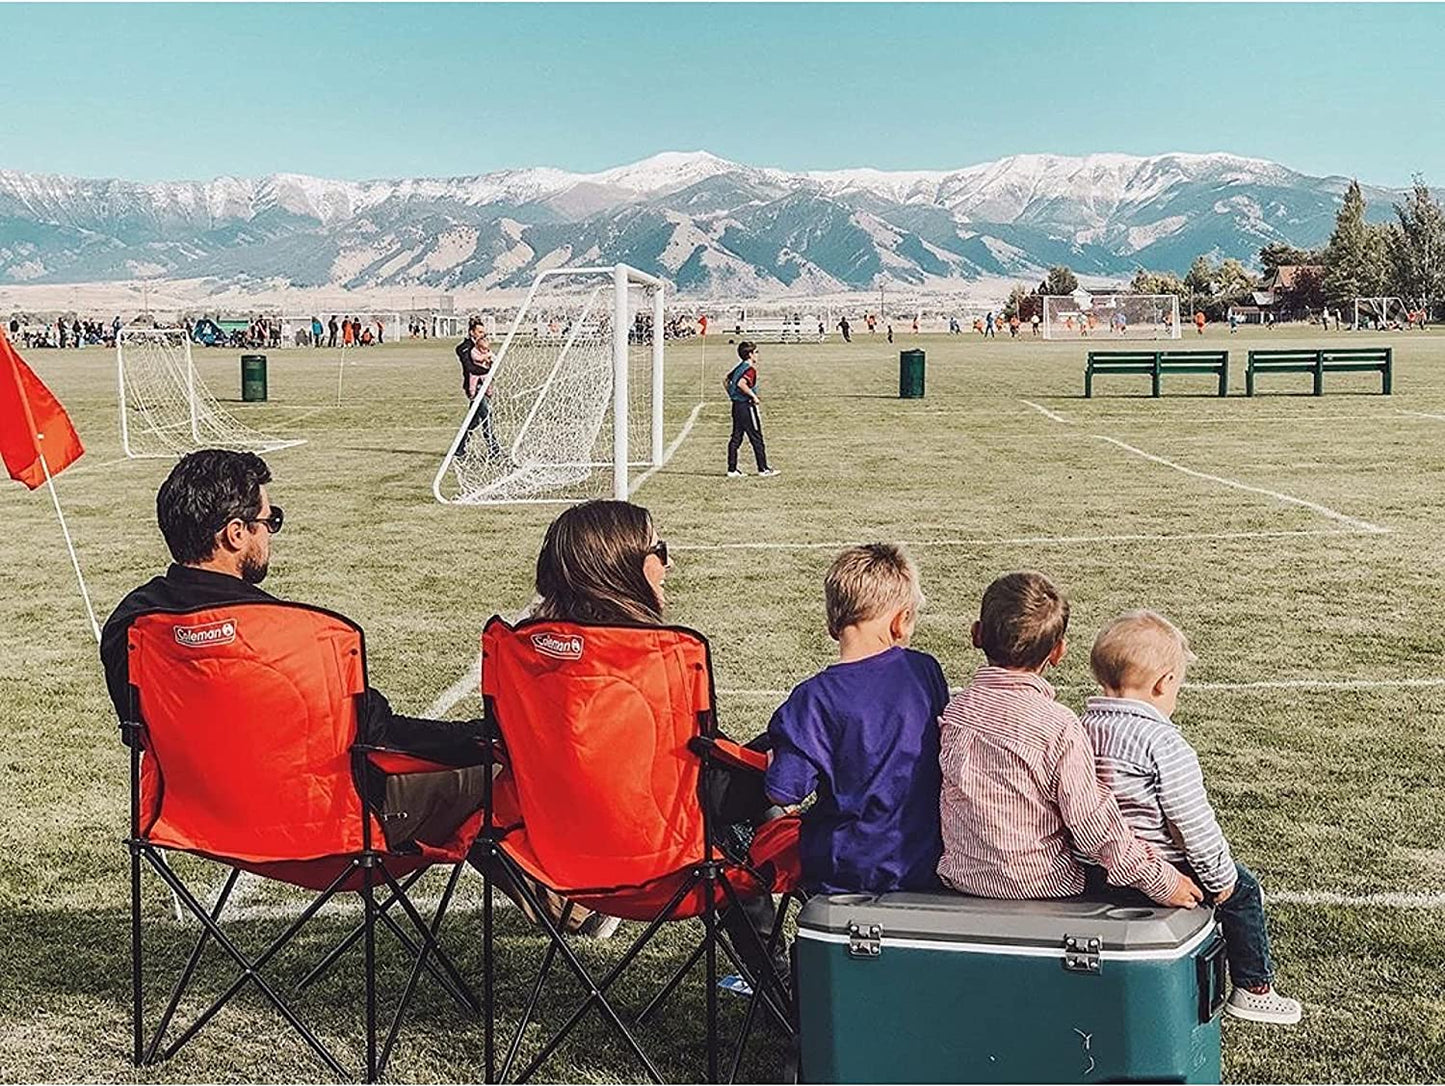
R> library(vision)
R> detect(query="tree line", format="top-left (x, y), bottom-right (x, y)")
top-left (1005, 177), bottom-right (1445, 323)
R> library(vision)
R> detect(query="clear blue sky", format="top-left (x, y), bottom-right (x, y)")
top-left (1, 3), bottom-right (1442, 186)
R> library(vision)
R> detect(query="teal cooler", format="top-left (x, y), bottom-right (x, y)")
top-left (796, 892), bottom-right (1225, 1084)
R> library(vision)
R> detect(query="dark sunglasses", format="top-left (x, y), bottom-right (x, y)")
top-left (244, 505), bottom-right (284, 534)
top-left (647, 539), bottom-right (669, 567)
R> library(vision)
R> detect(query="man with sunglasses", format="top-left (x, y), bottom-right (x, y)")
top-left (100, 449), bottom-right (485, 767)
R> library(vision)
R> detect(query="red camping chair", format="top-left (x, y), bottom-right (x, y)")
top-left (124, 601), bottom-right (485, 1082)
top-left (476, 615), bottom-right (803, 1084)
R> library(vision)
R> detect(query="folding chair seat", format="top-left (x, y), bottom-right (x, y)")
top-left (124, 601), bottom-right (486, 1082)
top-left (476, 616), bottom-right (804, 1084)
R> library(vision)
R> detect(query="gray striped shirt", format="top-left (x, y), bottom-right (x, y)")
top-left (1078, 697), bottom-right (1236, 894)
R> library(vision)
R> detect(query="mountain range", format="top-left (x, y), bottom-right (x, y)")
top-left (0, 150), bottom-right (1402, 297)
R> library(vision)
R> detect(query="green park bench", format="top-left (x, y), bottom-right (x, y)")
top-left (1245, 347), bottom-right (1393, 396)
top-left (1084, 350), bottom-right (1229, 398)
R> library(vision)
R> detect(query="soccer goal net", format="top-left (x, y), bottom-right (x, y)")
top-left (1352, 297), bottom-right (1413, 329)
top-left (1041, 294), bottom-right (1180, 340)
top-left (433, 264), bottom-right (669, 505)
top-left (117, 328), bottom-right (305, 458)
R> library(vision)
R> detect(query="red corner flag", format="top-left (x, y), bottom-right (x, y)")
top-left (0, 328), bottom-right (84, 488)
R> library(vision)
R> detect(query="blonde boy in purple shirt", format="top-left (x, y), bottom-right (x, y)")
top-left (766, 544), bottom-right (948, 894)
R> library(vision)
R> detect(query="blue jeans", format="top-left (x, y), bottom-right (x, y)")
top-left (1084, 860), bottom-right (1273, 989)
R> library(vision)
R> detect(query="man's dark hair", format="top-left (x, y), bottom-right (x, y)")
top-left (468, 316), bottom-right (485, 331)
top-left (156, 450), bottom-right (271, 565)
top-left (737, 340), bottom-right (757, 360)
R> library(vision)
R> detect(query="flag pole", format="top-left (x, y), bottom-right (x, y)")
top-left (38, 445), bottom-right (101, 644)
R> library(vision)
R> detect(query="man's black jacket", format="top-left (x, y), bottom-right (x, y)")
top-left (100, 564), bottom-right (483, 765)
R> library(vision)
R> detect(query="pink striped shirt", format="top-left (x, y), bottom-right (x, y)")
top-left (937, 666), bottom-right (1182, 903)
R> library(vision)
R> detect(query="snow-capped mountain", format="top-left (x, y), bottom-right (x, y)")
top-left (0, 151), bottom-right (1403, 296)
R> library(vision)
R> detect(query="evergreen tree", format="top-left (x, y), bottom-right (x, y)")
top-left (1039, 266), bottom-right (1078, 295)
top-left (1388, 177), bottom-right (1445, 312)
top-left (1324, 180), bottom-right (1372, 306)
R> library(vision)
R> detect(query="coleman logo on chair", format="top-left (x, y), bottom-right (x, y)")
top-left (530, 632), bottom-right (584, 660)
top-left (173, 619), bottom-right (237, 648)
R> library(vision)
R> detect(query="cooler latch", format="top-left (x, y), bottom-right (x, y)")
top-left (847, 921), bottom-right (882, 959)
top-left (1063, 933), bottom-right (1102, 974)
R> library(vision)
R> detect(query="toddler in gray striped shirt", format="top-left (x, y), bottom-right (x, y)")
top-left (1079, 610), bottom-right (1301, 1027)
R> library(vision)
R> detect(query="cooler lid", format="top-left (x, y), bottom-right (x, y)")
top-left (798, 892), bottom-right (1216, 955)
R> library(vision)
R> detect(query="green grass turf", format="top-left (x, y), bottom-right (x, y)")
top-left (1, 325), bottom-right (1443, 1082)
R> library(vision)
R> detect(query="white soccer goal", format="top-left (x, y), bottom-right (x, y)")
top-left (1042, 293), bottom-right (1180, 340)
top-left (433, 264), bottom-right (667, 505)
top-left (117, 328), bottom-right (305, 459)
top-left (1352, 296), bottom-right (1412, 330)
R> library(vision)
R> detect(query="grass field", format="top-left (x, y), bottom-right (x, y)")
top-left (2, 323), bottom-right (1444, 1083)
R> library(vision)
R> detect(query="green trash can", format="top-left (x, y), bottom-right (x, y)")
top-left (241, 355), bottom-right (268, 402)
top-left (899, 349), bottom-right (925, 398)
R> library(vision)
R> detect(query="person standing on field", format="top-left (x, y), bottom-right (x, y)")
top-left (725, 341), bottom-right (777, 479)
top-left (1194, 310), bottom-right (1206, 335)
top-left (455, 318), bottom-right (503, 460)
top-left (837, 316), bottom-right (852, 343)
top-left (327, 315), bottom-right (339, 348)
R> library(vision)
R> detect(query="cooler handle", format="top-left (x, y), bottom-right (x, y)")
top-left (1196, 931), bottom-right (1228, 1022)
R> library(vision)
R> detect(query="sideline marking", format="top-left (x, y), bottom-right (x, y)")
top-left (716, 676), bottom-right (1445, 699)
top-left (212, 886), bottom-right (1445, 923)
top-left (1269, 891), bottom-right (1445, 909)
top-left (1095, 436), bottom-right (1389, 535)
top-left (629, 401), bottom-right (709, 495)
top-left (1020, 399), bottom-right (1072, 425)
top-left (1397, 409), bottom-right (1445, 423)
top-left (425, 652), bottom-right (482, 719)
top-left (674, 527), bottom-right (1368, 553)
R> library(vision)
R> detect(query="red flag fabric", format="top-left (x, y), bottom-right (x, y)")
top-left (0, 329), bottom-right (84, 489)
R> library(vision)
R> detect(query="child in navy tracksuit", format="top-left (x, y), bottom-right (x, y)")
top-left (725, 340), bottom-right (776, 477)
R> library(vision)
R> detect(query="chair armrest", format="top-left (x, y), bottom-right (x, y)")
top-left (689, 735), bottom-right (768, 773)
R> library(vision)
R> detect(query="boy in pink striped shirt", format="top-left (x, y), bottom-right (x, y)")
top-left (937, 571), bottom-right (1202, 908)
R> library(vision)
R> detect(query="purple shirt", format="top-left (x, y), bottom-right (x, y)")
top-left (765, 646), bottom-right (948, 895)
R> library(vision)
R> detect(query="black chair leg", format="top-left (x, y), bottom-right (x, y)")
top-left (378, 862), bottom-right (467, 1076)
top-left (130, 840), bottom-right (144, 1067)
top-left (704, 863), bottom-right (720, 1085)
top-left (638, 939), bottom-right (706, 1023)
top-left (362, 860), bottom-right (378, 1083)
top-left (145, 867), bottom-right (241, 1063)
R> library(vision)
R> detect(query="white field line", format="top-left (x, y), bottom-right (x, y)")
top-left (1397, 409), bottom-right (1445, 423)
top-left (205, 886), bottom-right (1445, 923)
top-left (628, 400), bottom-right (708, 495)
top-left (673, 527), bottom-right (1368, 553)
top-left (1020, 399), bottom-right (1072, 424)
top-left (1268, 891), bottom-right (1445, 909)
top-left (425, 651), bottom-right (482, 718)
top-left (1095, 436), bottom-right (1390, 535)
top-left (717, 676), bottom-right (1445, 698)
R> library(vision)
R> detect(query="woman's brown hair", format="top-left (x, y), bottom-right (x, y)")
top-left (533, 500), bottom-right (663, 625)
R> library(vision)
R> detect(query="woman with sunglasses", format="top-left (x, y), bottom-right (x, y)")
top-left (522, 500), bottom-right (785, 972)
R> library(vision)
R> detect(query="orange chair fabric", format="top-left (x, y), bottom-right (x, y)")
top-left (481, 616), bottom-right (797, 919)
top-left (128, 602), bottom-right (479, 887)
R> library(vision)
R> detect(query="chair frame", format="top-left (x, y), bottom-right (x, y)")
top-left (475, 619), bottom-right (801, 1084)
top-left (123, 603), bottom-right (480, 1083)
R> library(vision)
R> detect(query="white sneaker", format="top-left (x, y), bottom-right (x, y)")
top-left (758, 468), bottom-right (780, 477)
top-left (1225, 985), bottom-right (1302, 1025)
top-left (727, 469), bottom-right (745, 478)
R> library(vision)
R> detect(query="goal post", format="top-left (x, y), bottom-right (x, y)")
top-left (1042, 293), bottom-right (1180, 340)
top-left (117, 327), bottom-right (305, 458)
top-left (432, 263), bottom-right (668, 506)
